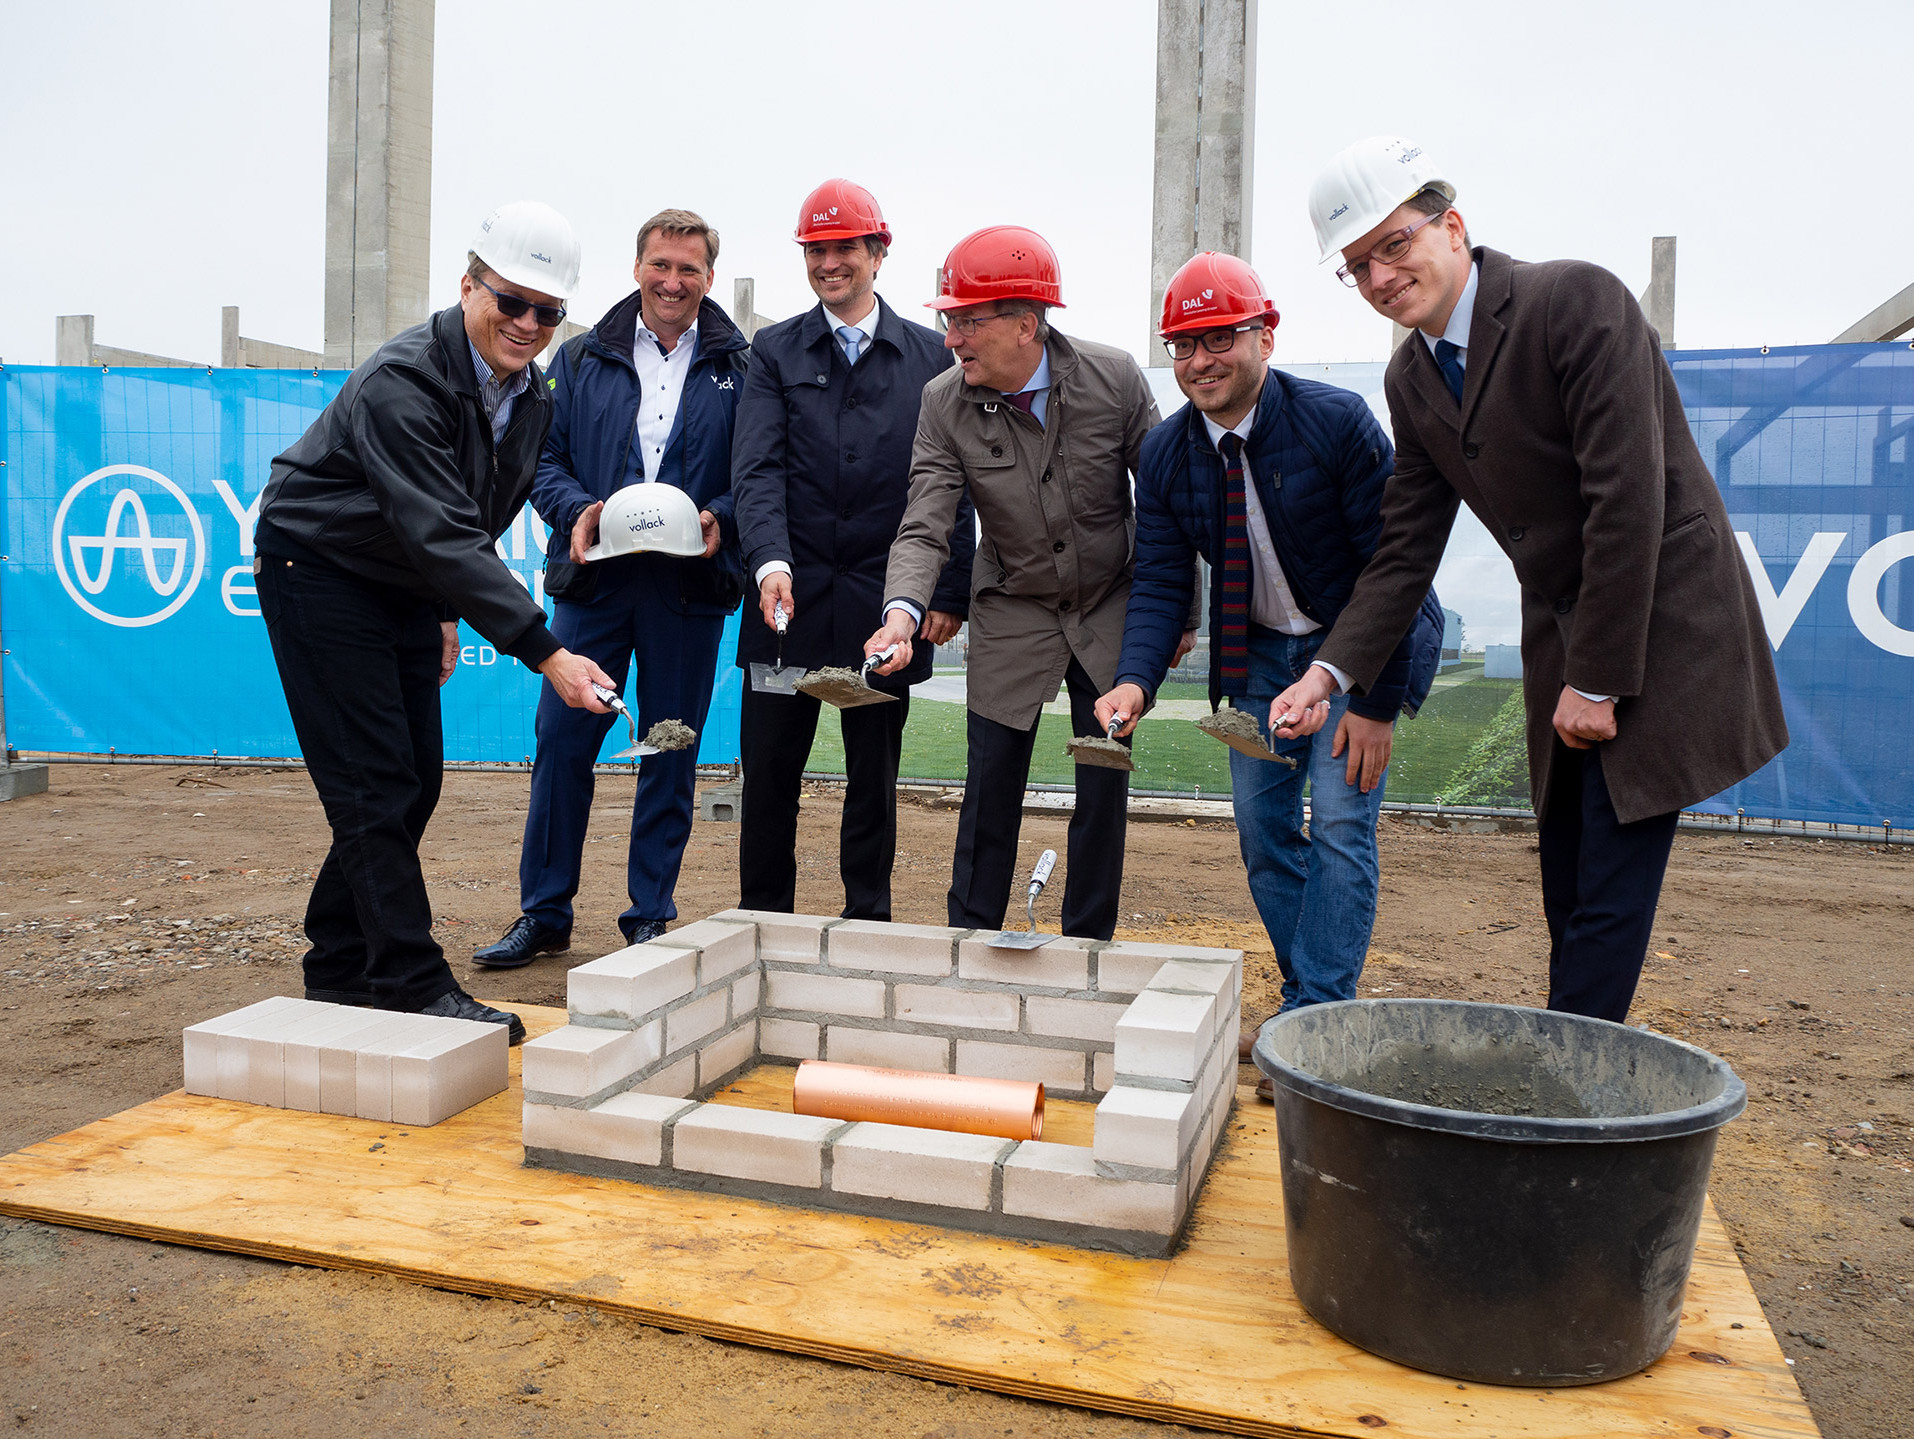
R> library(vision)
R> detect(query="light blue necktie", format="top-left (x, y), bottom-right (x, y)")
top-left (837, 325), bottom-right (864, 366)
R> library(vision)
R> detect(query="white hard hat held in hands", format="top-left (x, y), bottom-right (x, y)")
top-left (583, 484), bottom-right (705, 561)
top-left (473, 200), bottom-right (582, 299)
top-left (1307, 137), bottom-right (1456, 263)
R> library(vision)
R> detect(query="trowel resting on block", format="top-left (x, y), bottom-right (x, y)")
top-left (986, 849), bottom-right (1058, 950)
top-left (1066, 716), bottom-right (1135, 772)
top-left (748, 600), bottom-right (806, 696)
top-left (592, 684), bottom-right (698, 760)
top-left (795, 646), bottom-right (900, 710)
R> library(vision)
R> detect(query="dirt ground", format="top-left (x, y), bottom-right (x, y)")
top-left (1, 764), bottom-right (1908, 1439)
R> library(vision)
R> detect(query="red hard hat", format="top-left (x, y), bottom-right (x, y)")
top-left (794, 179), bottom-right (892, 247)
top-left (926, 225), bottom-right (1065, 311)
top-left (1159, 252), bottom-right (1278, 337)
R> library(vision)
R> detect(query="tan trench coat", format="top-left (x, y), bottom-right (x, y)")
top-left (883, 330), bottom-right (1160, 730)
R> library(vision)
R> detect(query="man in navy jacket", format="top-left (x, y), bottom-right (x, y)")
top-left (731, 180), bottom-right (973, 919)
top-left (1098, 254), bottom-right (1441, 1036)
top-left (475, 209), bottom-right (749, 966)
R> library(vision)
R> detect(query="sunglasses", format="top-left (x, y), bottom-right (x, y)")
top-left (476, 276), bottom-right (567, 328)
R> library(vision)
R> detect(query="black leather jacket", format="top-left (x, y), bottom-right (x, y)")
top-left (254, 305), bottom-right (560, 668)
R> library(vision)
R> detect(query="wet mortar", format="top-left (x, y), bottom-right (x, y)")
top-left (641, 719), bottom-right (698, 752)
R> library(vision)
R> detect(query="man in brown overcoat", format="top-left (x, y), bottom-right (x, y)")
top-left (1270, 136), bottom-right (1787, 1022)
top-left (865, 225), bottom-right (1163, 939)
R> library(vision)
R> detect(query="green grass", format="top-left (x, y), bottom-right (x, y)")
top-left (802, 675), bottom-right (1527, 802)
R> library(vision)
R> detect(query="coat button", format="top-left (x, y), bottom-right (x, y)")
top-left (1042, 469), bottom-right (1052, 483)
top-left (1059, 598), bottom-right (1072, 612)
top-left (1552, 596), bottom-right (1573, 614)
top-left (1053, 540), bottom-right (1066, 553)
top-left (838, 564), bottom-right (850, 576)
top-left (846, 452), bottom-right (858, 464)
top-left (1508, 526), bottom-right (1526, 541)
top-left (815, 373), bottom-right (828, 384)
top-left (990, 445), bottom-right (1003, 457)
top-left (1464, 442), bottom-right (1480, 459)
top-left (839, 507), bottom-right (852, 520)
top-left (846, 397), bottom-right (859, 410)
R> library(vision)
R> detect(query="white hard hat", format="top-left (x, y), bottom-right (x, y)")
top-left (473, 200), bottom-right (581, 299)
top-left (1307, 136), bottom-right (1456, 263)
top-left (582, 484), bottom-right (705, 561)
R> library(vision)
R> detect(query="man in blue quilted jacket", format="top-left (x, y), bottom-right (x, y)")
top-left (1096, 254), bottom-right (1442, 1052)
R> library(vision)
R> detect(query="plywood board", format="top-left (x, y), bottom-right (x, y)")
top-left (0, 1005), bottom-right (1817, 1439)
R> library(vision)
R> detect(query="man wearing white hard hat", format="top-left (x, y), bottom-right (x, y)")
top-left (1269, 136), bottom-right (1787, 1023)
top-left (474, 209), bottom-right (749, 967)
top-left (254, 201), bottom-right (616, 1042)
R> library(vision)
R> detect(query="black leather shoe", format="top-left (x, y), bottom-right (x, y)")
top-left (420, 988), bottom-right (526, 1045)
top-left (473, 916), bottom-right (571, 969)
top-left (623, 919), bottom-right (668, 945)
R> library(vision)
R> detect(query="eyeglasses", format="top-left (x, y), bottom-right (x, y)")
top-left (476, 276), bottom-right (567, 327)
top-left (1163, 323), bottom-right (1262, 362)
top-left (942, 310), bottom-right (1019, 337)
top-left (1335, 210), bottom-right (1447, 288)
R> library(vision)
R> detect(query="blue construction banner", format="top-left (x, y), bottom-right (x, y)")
top-left (0, 365), bottom-right (742, 768)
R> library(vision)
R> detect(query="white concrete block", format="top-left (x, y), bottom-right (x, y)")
top-left (1023, 995), bottom-right (1125, 1043)
top-left (240, 1001), bottom-right (338, 1106)
top-left (1001, 1141), bottom-right (1180, 1234)
top-left (522, 1022), bottom-right (657, 1099)
top-left (757, 1016), bottom-right (820, 1060)
top-left (666, 990), bottom-right (729, 1054)
top-left (1092, 1086), bottom-right (1198, 1171)
top-left (955, 1040), bottom-right (1086, 1091)
top-left (730, 969), bottom-right (761, 1019)
top-left (631, 1052), bottom-right (697, 1098)
top-left (710, 909), bottom-right (833, 965)
top-left (827, 1026), bottom-right (950, 1073)
top-left (568, 944), bottom-right (697, 1023)
top-left (181, 996), bottom-right (315, 1099)
top-left (893, 983), bottom-right (1018, 1030)
top-left (1114, 990), bottom-right (1216, 1083)
top-left (672, 1105), bottom-right (842, 1187)
top-left (956, 936), bottom-right (1090, 990)
top-left (524, 1092), bottom-right (693, 1166)
top-left (763, 969), bottom-right (885, 1018)
top-left (356, 1014), bottom-right (450, 1122)
top-left (1145, 959), bottom-right (1239, 1005)
top-left (826, 920), bottom-right (956, 977)
top-left (698, 1022), bottom-right (758, 1087)
top-left (830, 1122), bottom-right (1012, 1210)
top-left (649, 918), bottom-right (757, 987)
top-left (391, 1019), bottom-right (509, 1125)
top-left (1092, 1049), bottom-right (1116, 1093)
top-left (283, 1005), bottom-right (398, 1112)
top-left (319, 1014), bottom-right (421, 1116)
top-left (1096, 941), bottom-right (1242, 996)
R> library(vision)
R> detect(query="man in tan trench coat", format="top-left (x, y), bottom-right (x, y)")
top-left (865, 225), bottom-right (1163, 939)
top-left (1271, 137), bottom-right (1787, 1023)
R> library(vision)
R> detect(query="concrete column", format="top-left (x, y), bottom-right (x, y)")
top-left (324, 0), bottom-right (435, 369)
top-left (1147, 0), bottom-right (1258, 362)
top-left (221, 306), bottom-right (241, 368)
top-left (55, 315), bottom-right (94, 366)
top-left (1638, 236), bottom-right (1676, 349)
top-left (731, 278), bottom-right (773, 342)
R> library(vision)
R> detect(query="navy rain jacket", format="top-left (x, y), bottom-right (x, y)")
top-left (731, 297), bottom-right (974, 686)
top-left (533, 292), bottom-right (749, 615)
top-left (1116, 368), bottom-right (1444, 720)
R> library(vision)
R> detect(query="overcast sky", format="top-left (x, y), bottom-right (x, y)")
top-left (5, 0), bottom-right (1910, 371)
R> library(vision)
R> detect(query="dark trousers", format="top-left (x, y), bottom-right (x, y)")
top-left (256, 555), bottom-right (460, 1011)
top-left (948, 655), bottom-right (1128, 940)
top-left (1537, 743), bottom-right (1679, 1023)
top-left (738, 684), bottom-right (909, 920)
top-left (520, 563), bottom-right (723, 939)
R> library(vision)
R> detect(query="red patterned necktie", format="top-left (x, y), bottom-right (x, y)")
top-left (1217, 432), bottom-right (1249, 693)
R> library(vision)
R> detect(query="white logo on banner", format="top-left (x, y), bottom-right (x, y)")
top-left (52, 465), bottom-right (207, 627)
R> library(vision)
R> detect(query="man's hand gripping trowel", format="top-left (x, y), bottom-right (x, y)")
top-left (748, 601), bottom-right (806, 696)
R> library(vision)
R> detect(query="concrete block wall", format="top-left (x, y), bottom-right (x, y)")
top-left (522, 910), bottom-right (1243, 1257)
top-left (183, 998), bottom-right (507, 1125)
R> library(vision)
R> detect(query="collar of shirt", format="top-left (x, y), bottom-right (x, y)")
top-left (467, 340), bottom-right (529, 438)
top-left (1419, 260), bottom-right (1480, 360)
top-left (1201, 409), bottom-right (1254, 454)
top-left (825, 295), bottom-right (878, 338)
top-left (636, 318), bottom-right (699, 365)
top-left (1007, 347), bottom-right (1053, 426)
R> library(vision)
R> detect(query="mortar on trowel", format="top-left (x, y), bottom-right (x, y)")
top-left (1066, 717), bottom-right (1134, 772)
top-left (592, 684), bottom-right (698, 760)
top-left (795, 646), bottom-right (899, 709)
top-left (1196, 704), bottom-right (1298, 768)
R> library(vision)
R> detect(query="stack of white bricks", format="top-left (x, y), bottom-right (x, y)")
top-left (522, 911), bottom-right (1242, 1256)
top-left (182, 996), bottom-right (508, 1125)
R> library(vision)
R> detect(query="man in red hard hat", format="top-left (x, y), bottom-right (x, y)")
top-left (865, 226), bottom-right (1165, 939)
top-left (730, 180), bottom-right (974, 919)
top-left (1096, 253), bottom-right (1443, 1072)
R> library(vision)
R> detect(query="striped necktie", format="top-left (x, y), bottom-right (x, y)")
top-left (1217, 432), bottom-right (1250, 694)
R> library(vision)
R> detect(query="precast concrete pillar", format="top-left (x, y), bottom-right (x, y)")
top-left (1640, 236), bottom-right (1676, 349)
top-left (1147, 0), bottom-right (1258, 363)
top-left (324, 0), bottom-right (435, 369)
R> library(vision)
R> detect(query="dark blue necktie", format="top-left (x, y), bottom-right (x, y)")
top-left (1434, 338), bottom-right (1466, 403)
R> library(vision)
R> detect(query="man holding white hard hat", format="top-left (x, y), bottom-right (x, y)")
top-left (255, 201), bottom-right (612, 1041)
top-left (475, 208), bottom-right (750, 967)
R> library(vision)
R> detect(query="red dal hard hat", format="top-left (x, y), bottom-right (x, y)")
top-left (926, 225), bottom-right (1065, 311)
top-left (1159, 252), bottom-right (1278, 338)
top-left (795, 179), bottom-right (892, 247)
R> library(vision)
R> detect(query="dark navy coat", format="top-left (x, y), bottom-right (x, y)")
top-left (1116, 368), bottom-right (1443, 721)
top-left (731, 297), bottom-right (974, 686)
top-left (533, 292), bottom-right (748, 616)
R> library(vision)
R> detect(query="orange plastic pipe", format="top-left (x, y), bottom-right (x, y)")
top-left (791, 1060), bottom-right (1044, 1141)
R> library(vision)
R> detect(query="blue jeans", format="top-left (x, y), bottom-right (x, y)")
top-left (1229, 627), bottom-right (1387, 1013)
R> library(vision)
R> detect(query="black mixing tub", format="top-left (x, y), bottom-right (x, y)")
top-left (1251, 999), bottom-right (1745, 1385)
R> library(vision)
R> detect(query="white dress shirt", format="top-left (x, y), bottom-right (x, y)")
top-left (633, 318), bottom-right (699, 479)
top-left (1202, 411), bottom-right (1319, 638)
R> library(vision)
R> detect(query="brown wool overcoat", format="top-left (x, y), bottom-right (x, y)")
top-left (1317, 247), bottom-right (1788, 824)
top-left (883, 329), bottom-right (1160, 730)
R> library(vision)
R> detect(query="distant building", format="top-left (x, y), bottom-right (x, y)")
top-left (1485, 644), bottom-right (1523, 679)
top-left (1441, 607), bottom-right (1464, 668)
